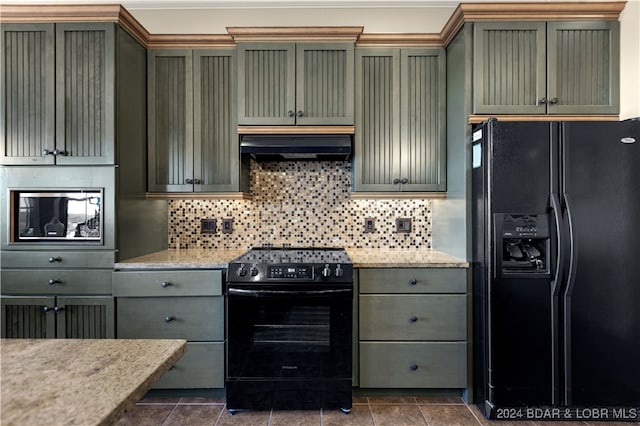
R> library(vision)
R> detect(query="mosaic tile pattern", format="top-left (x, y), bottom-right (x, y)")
top-left (168, 161), bottom-right (432, 250)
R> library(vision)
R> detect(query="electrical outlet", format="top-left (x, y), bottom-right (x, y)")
top-left (222, 217), bottom-right (234, 234)
top-left (201, 218), bottom-right (217, 234)
top-left (395, 217), bottom-right (412, 233)
top-left (364, 218), bottom-right (376, 233)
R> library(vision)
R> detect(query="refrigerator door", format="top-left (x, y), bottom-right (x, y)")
top-left (486, 121), bottom-right (560, 407)
top-left (562, 120), bottom-right (640, 406)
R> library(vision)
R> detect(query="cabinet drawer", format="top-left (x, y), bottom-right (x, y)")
top-left (153, 342), bottom-right (224, 389)
top-left (1, 270), bottom-right (113, 295)
top-left (1, 251), bottom-right (115, 269)
top-left (359, 342), bottom-right (466, 388)
top-left (116, 297), bottom-right (223, 341)
top-left (112, 270), bottom-right (222, 297)
top-left (359, 268), bottom-right (466, 294)
top-left (359, 295), bottom-right (466, 341)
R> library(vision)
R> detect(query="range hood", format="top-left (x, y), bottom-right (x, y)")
top-left (240, 135), bottom-right (352, 161)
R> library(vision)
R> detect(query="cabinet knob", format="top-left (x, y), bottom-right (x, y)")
top-left (410, 364), bottom-right (419, 371)
top-left (54, 306), bottom-right (64, 314)
top-left (538, 97), bottom-right (547, 105)
top-left (193, 178), bottom-right (201, 184)
top-left (48, 256), bottom-right (62, 263)
top-left (296, 110), bottom-right (304, 117)
top-left (401, 178), bottom-right (408, 184)
top-left (42, 148), bottom-right (55, 156)
top-left (393, 178), bottom-right (401, 185)
top-left (287, 110), bottom-right (295, 117)
top-left (185, 178), bottom-right (194, 184)
top-left (48, 279), bottom-right (60, 286)
top-left (409, 279), bottom-right (418, 286)
top-left (53, 149), bottom-right (67, 156)
top-left (549, 97), bottom-right (559, 104)
top-left (161, 281), bottom-right (172, 288)
top-left (164, 316), bottom-right (176, 323)
top-left (410, 316), bottom-right (418, 323)
top-left (43, 305), bottom-right (52, 313)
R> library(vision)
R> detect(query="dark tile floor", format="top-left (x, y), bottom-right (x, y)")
top-left (116, 396), bottom-right (640, 426)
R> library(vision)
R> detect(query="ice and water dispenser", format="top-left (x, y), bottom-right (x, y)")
top-left (494, 214), bottom-right (550, 277)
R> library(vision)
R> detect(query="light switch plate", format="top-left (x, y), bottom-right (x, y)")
top-left (364, 218), bottom-right (375, 233)
top-left (395, 217), bottom-right (412, 233)
top-left (222, 218), bottom-right (234, 234)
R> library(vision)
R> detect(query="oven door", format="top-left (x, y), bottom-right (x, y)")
top-left (226, 285), bottom-right (352, 380)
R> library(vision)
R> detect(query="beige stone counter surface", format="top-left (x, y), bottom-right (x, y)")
top-left (0, 338), bottom-right (186, 426)
top-left (345, 248), bottom-right (468, 268)
top-left (114, 248), bottom-right (246, 270)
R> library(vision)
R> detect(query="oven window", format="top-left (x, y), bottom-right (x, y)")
top-left (253, 305), bottom-right (330, 352)
top-left (227, 290), bottom-right (352, 379)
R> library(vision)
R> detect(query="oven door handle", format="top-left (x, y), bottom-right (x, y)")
top-left (228, 287), bottom-right (352, 297)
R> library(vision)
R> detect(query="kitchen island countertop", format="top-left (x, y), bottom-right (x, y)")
top-left (115, 248), bottom-right (467, 269)
top-left (0, 338), bottom-right (186, 426)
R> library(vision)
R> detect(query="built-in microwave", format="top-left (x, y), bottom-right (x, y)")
top-left (11, 190), bottom-right (103, 244)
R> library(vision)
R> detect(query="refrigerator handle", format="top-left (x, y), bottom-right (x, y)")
top-left (562, 192), bottom-right (578, 405)
top-left (549, 192), bottom-right (564, 405)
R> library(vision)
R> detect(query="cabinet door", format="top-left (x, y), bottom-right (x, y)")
top-left (55, 23), bottom-right (115, 165)
top-left (354, 48), bottom-right (401, 191)
top-left (547, 21), bottom-right (619, 115)
top-left (473, 22), bottom-right (547, 114)
top-left (1, 24), bottom-right (55, 165)
top-left (1, 296), bottom-right (56, 338)
top-left (56, 296), bottom-right (114, 338)
top-left (296, 43), bottom-right (354, 125)
top-left (194, 49), bottom-right (239, 192)
top-left (148, 49), bottom-right (194, 192)
top-left (237, 43), bottom-right (296, 125)
top-left (400, 48), bottom-right (447, 191)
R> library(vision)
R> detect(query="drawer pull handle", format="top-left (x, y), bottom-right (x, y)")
top-left (54, 306), bottom-right (64, 314)
top-left (410, 316), bottom-right (418, 323)
top-left (48, 256), bottom-right (62, 263)
top-left (161, 281), bottom-right (172, 288)
top-left (164, 316), bottom-right (176, 323)
top-left (48, 279), bottom-right (60, 286)
top-left (410, 364), bottom-right (419, 371)
top-left (409, 279), bottom-right (417, 286)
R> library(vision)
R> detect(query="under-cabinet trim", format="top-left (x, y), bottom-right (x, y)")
top-left (350, 192), bottom-right (447, 200)
top-left (146, 192), bottom-right (253, 200)
top-left (468, 115), bottom-right (621, 124)
top-left (237, 125), bottom-right (355, 135)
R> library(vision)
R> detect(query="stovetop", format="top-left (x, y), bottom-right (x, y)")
top-left (227, 247), bottom-right (353, 283)
top-left (231, 247), bottom-right (352, 265)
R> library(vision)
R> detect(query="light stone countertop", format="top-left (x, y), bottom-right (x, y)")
top-left (0, 338), bottom-right (186, 426)
top-left (114, 248), bottom-right (467, 269)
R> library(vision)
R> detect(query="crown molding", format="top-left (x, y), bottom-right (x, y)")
top-left (227, 26), bottom-right (364, 42)
top-left (147, 34), bottom-right (236, 48)
top-left (356, 33), bottom-right (442, 47)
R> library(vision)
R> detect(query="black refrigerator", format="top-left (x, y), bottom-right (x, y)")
top-left (472, 119), bottom-right (640, 421)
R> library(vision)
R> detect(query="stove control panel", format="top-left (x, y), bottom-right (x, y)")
top-left (268, 265), bottom-right (313, 279)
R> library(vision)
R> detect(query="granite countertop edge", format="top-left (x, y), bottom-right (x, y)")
top-left (115, 248), bottom-right (469, 270)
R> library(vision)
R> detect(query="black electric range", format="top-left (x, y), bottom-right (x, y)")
top-left (225, 247), bottom-right (353, 414)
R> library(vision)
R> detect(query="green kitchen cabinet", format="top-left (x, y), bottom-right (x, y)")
top-left (358, 268), bottom-right (467, 388)
top-left (237, 42), bottom-right (354, 125)
top-left (354, 48), bottom-right (446, 192)
top-left (112, 269), bottom-right (225, 388)
top-left (1, 295), bottom-right (114, 339)
top-left (1, 23), bottom-right (116, 165)
top-left (148, 48), bottom-right (244, 193)
top-left (473, 21), bottom-right (619, 115)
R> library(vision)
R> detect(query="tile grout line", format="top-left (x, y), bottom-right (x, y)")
top-left (159, 403), bottom-right (180, 426)
top-left (464, 402), bottom-right (486, 425)
top-left (212, 404), bottom-right (226, 426)
top-left (418, 404), bottom-right (431, 426)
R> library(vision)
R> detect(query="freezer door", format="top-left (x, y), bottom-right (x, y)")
top-left (486, 121), bottom-right (561, 407)
top-left (562, 120), bottom-right (640, 406)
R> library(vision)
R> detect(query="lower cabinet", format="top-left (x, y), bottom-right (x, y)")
top-left (112, 269), bottom-right (224, 388)
top-left (1, 295), bottom-right (114, 338)
top-left (358, 268), bottom-right (467, 388)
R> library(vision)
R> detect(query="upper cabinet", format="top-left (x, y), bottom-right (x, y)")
top-left (473, 21), bottom-right (619, 115)
top-left (148, 48), bottom-right (246, 193)
top-left (237, 42), bottom-right (354, 126)
top-left (354, 47), bottom-right (446, 192)
top-left (1, 23), bottom-right (115, 165)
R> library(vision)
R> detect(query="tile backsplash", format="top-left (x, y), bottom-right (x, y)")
top-left (169, 160), bottom-right (432, 249)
